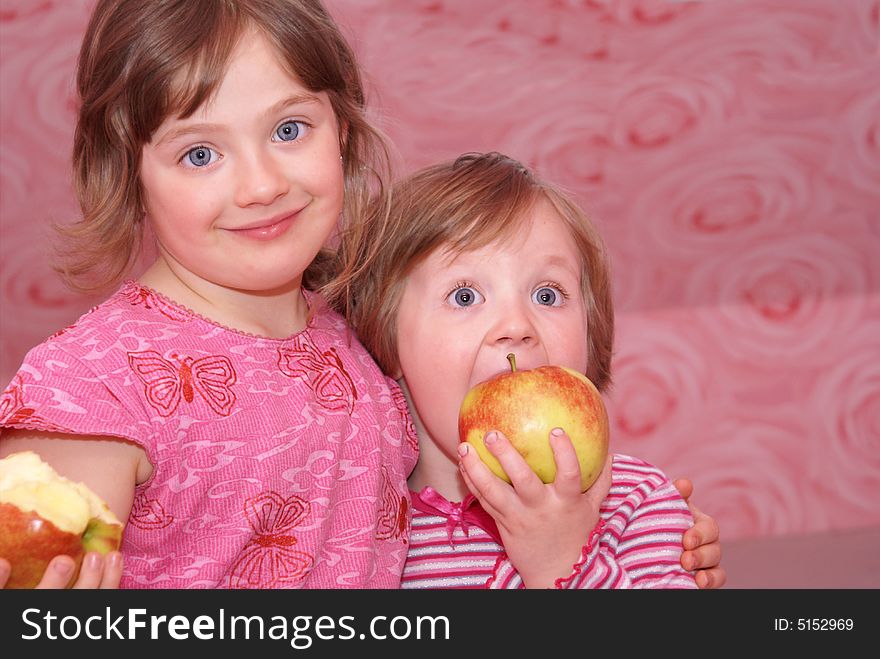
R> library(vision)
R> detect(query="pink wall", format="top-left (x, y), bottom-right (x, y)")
top-left (1, 0), bottom-right (878, 555)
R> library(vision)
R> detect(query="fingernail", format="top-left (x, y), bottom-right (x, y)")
top-left (551, 428), bottom-right (565, 437)
top-left (53, 560), bottom-right (73, 575)
top-left (87, 553), bottom-right (104, 569)
top-left (108, 552), bottom-right (122, 568)
top-left (458, 443), bottom-right (469, 456)
top-left (485, 432), bottom-right (497, 445)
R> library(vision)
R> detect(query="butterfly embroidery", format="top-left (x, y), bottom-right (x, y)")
top-left (390, 384), bottom-right (419, 453)
top-left (129, 491), bottom-right (174, 530)
top-left (0, 378), bottom-right (70, 433)
top-left (228, 492), bottom-right (314, 589)
top-left (278, 336), bottom-right (358, 413)
top-left (375, 466), bottom-right (409, 543)
top-left (128, 350), bottom-right (236, 417)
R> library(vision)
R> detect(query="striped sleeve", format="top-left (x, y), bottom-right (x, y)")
top-left (570, 455), bottom-right (697, 589)
top-left (491, 454), bottom-right (698, 589)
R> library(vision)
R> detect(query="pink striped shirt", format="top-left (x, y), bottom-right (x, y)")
top-left (402, 454), bottom-right (697, 589)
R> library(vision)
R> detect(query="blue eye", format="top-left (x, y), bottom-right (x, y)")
top-left (184, 146), bottom-right (217, 168)
top-left (447, 286), bottom-right (484, 307)
top-left (533, 286), bottom-right (563, 306)
top-left (274, 120), bottom-right (303, 142)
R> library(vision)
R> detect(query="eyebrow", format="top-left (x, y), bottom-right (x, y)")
top-left (542, 254), bottom-right (581, 271)
top-left (443, 251), bottom-right (581, 278)
top-left (153, 92), bottom-right (322, 147)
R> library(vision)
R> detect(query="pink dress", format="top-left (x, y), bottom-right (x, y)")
top-left (0, 282), bottom-right (419, 588)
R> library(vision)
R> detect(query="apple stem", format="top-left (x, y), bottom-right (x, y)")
top-left (507, 353), bottom-right (517, 372)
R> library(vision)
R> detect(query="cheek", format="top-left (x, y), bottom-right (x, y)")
top-left (307, 144), bottom-right (346, 202)
top-left (545, 312), bottom-right (590, 373)
top-left (148, 177), bottom-right (223, 225)
top-left (398, 337), bottom-right (446, 387)
top-left (142, 172), bottom-right (191, 216)
top-left (398, 338), bottom-right (466, 434)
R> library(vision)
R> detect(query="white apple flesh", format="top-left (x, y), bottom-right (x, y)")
top-left (0, 451), bottom-right (123, 588)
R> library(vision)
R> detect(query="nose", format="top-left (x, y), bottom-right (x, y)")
top-left (234, 149), bottom-right (290, 207)
top-left (488, 297), bottom-right (537, 348)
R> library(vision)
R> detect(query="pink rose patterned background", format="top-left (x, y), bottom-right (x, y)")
top-left (1, 0), bottom-right (878, 586)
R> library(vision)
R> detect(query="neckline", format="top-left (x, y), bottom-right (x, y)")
top-left (409, 486), bottom-right (473, 509)
top-left (121, 279), bottom-right (321, 342)
top-left (409, 486), bottom-right (502, 545)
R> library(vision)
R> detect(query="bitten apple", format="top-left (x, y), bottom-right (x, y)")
top-left (0, 451), bottom-right (123, 589)
top-left (459, 354), bottom-right (609, 492)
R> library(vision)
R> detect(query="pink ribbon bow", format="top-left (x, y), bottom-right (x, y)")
top-left (410, 486), bottom-right (502, 546)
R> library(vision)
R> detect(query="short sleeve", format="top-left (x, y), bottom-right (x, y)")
top-left (1, 341), bottom-right (154, 461)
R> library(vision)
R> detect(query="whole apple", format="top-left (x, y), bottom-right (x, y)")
top-left (459, 354), bottom-right (609, 492)
top-left (0, 451), bottom-right (124, 589)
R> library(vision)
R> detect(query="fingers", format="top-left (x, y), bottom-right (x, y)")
top-left (34, 556), bottom-right (78, 589)
top-left (70, 552), bottom-right (106, 589)
top-left (547, 428), bottom-right (584, 496)
top-left (8, 552), bottom-right (123, 590)
top-left (685, 507), bottom-right (720, 549)
top-left (460, 428), bottom-right (596, 510)
top-left (477, 431), bottom-right (543, 499)
top-left (457, 440), bottom-right (508, 517)
top-left (458, 442), bottom-right (485, 498)
top-left (673, 477), bottom-right (694, 502)
top-left (458, 452), bottom-right (495, 517)
top-left (584, 453), bottom-right (613, 508)
top-left (695, 566), bottom-right (727, 589)
top-left (0, 556), bottom-right (75, 589)
top-left (683, 536), bottom-right (723, 570)
top-left (66, 551), bottom-right (123, 589)
top-left (83, 551), bottom-right (123, 589)
top-left (71, 553), bottom-right (103, 589)
top-left (99, 551), bottom-right (124, 589)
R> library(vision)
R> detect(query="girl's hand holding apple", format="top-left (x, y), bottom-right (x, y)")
top-left (0, 451), bottom-right (124, 589)
top-left (458, 429), bottom-right (613, 589)
top-left (0, 552), bottom-right (123, 589)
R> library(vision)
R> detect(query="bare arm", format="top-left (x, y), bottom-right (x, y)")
top-left (0, 429), bottom-right (151, 588)
top-left (0, 429), bottom-right (151, 522)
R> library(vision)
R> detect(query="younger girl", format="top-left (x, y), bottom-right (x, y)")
top-left (329, 152), bottom-right (708, 588)
top-left (0, 0), bottom-right (416, 588)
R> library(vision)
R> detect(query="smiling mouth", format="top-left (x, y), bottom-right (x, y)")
top-left (227, 211), bottom-right (300, 240)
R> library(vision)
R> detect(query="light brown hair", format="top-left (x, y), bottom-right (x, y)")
top-left (58, 0), bottom-right (390, 292)
top-left (325, 152), bottom-right (615, 390)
